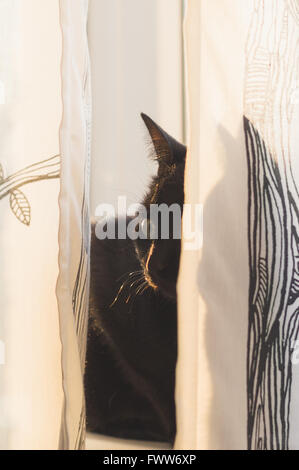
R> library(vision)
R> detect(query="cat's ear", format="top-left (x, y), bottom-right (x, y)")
top-left (141, 113), bottom-right (186, 175)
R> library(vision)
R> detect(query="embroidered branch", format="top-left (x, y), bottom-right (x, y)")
top-left (0, 155), bottom-right (60, 225)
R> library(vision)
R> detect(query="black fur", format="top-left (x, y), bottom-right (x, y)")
top-left (84, 114), bottom-right (186, 443)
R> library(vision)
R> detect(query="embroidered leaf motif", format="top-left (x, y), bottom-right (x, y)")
top-left (9, 189), bottom-right (31, 226)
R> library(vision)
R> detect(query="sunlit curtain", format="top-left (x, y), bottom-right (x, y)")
top-left (0, 0), bottom-right (90, 450)
top-left (58, 0), bottom-right (91, 450)
top-left (0, 0), bottom-right (62, 449)
top-left (176, 0), bottom-right (299, 450)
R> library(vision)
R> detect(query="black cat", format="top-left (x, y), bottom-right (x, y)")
top-left (85, 114), bottom-right (186, 443)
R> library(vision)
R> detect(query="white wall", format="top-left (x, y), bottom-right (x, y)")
top-left (88, 0), bottom-right (184, 214)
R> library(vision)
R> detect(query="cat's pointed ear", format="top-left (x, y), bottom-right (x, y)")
top-left (141, 113), bottom-right (186, 174)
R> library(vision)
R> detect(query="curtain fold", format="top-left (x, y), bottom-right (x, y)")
top-left (57, 0), bottom-right (91, 450)
top-left (177, 0), bottom-right (299, 450)
top-left (0, 0), bottom-right (90, 450)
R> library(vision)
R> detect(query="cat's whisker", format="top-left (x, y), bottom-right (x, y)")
top-left (139, 284), bottom-right (150, 296)
top-left (110, 271), bottom-right (145, 308)
top-left (126, 276), bottom-right (146, 303)
top-left (135, 280), bottom-right (149, 296)
top-left (129, 278), bottom-right (143, 288)
top-left (128, 270), bottom-right (143, 278)
top-left (110, 278), bottom-right (133, 307)
top-left (110, 282), bottom-right (127, 308)
top-left (116, 269), bottom-right (143, 283)
top-left (126, 279), bottom-right (150, 313)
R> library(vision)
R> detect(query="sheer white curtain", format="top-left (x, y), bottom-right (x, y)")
top-left (0, 0), bottom-right (62, 449)
top-left (58, 0), bottom-right (91, 450)
top-left (176, 0), bottom-right (299, 450)
top-left (0, 0), bottom-right (90, 450)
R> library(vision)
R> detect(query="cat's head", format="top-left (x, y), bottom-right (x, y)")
top-left (134, 113), bottom-right (186, 300)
